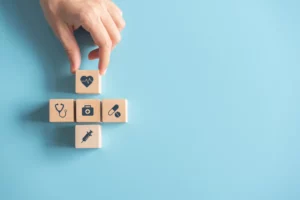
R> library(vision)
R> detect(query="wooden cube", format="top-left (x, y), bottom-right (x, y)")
top-left (75, 70), bottom-right (101, 94)
top-left (49, 99), bottom-right (75, 122)
top-left (75, 125), bottom-right (102, 148)
top-left (102, 99), bottom-right (128, 123)
top-left (76, 99), bottom-right (101, 122)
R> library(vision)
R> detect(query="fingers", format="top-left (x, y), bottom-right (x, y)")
top-left (98, 45), bottom-right (111, 75)
top-left (88, 42), bottom-right (117, 60)
top-left (88, 4), bottom-right (125, 61)
top-left (81, 2), bottom-right (126, 74)
top-left (82, 19), bottom-right (112, 75)
top-left (55, 22), bottom-right (81, 73)
top-left (108, 1), bottom-right (123, 17)
top-left (107, 2), bottom-right (126, 31)
top-left (101, 13), bottom-right (121, 48)
top-left (88, 48), bottom-right (99, 60)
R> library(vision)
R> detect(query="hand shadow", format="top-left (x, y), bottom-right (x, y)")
top-left (1, 0), bottom-right (96, 95)
top-left (4, 0), bottom-right (102, 157)
top-left (19, 102), bottom-right (75, 148)
top-left (45, 124), bottom-right (94, 161)
top-left (20, 102), bottom-right (95, 161)
top-left (49, 125), bottom-right (75, 148)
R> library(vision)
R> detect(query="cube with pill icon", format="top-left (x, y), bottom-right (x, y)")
top-left (101, 99), bottom-right (128, 123)
top-left (75, 70), bottom-right (101, 94)
top-left (75, 125), bottom-right (102, 148)
top-left (49, 99), bottom-right (75, 122)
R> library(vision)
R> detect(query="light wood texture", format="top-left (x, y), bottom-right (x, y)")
top-left (76, 99), bottom-right (101, 122)
top-left (75, 125), bottom-right (102, 148)
top-left (49, 99), bottom-right (75, 122)
top-left (75, 70), bottom-right (101, 94)
top-left (102, 99), bottom-right (128, 123)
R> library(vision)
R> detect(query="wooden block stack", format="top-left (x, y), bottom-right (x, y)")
top-left (49, 70), bottom-right (128, 149)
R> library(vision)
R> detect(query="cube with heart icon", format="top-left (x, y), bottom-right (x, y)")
top-left (75, 70), bottom-right (101, 94)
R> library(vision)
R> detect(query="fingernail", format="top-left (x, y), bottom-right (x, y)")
top-left (102, 69), bottom-right (107, 75)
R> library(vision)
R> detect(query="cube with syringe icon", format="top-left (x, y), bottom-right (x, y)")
top-left (81, 130), bottom-right (93, 143)
top-left (75, 125), bottom-right (102, 148)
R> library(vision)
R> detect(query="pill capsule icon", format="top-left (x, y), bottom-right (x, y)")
top-left (108, 104), bottom-right (119, 116)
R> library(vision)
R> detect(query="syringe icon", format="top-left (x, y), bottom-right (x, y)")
top-left (81, 130), bottom-right (93, 143)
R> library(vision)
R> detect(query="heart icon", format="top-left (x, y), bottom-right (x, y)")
top-left (80, 76), bottom-right (94, 87)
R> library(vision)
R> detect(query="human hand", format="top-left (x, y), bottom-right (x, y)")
top-left (40, 0), bottom-right (126, 74)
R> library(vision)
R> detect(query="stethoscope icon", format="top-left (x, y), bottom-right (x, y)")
top-left (55, 103), bottom-right (67, 118)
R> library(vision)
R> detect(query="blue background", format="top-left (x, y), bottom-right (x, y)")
top-left (0, 0), bottom-right (300, 199)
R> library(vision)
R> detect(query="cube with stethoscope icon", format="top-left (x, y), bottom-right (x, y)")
top-left (55, 103), bottom-right (67, 118)
top-left (49, 99), bottom-right (75, 122)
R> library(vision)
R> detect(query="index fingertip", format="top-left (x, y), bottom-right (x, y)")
top-left (99, 64), bottom-right (107, 75)
top-left (98, 50), bottom-right (110, 75)
top-left (101, 69), bottom-right (107, 75)
top-left (70, 64), bottom-right (78, 74)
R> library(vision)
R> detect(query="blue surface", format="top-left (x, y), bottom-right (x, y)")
top-left (1, 0), bottom-right (300, 199)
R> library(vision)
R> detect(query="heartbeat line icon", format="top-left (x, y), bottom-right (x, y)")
top-left (80, 76), bottom-right (94, 87)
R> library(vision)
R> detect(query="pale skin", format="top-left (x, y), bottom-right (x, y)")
top-left (40, 0), bottom-right (126, 74)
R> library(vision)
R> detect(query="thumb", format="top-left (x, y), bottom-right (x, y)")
top-left (55, 22), bottom-right (81, 73)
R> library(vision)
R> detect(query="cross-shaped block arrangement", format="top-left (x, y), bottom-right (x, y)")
top-left (49, 70), bottom-right (128, 149)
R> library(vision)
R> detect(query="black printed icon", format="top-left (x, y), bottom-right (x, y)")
top-left (55, 103), bottom-right (67, 118)
top-left (108, 104), bottom-right (121, 118)
top-left (82, 105), bottom-right (94, 116)
top-left (80, 76), bottom-right (94, 87)
top-left (82, 130), bottom-right (93, 143)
